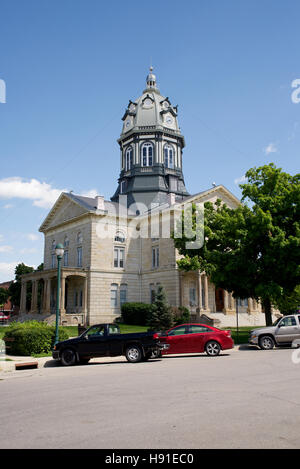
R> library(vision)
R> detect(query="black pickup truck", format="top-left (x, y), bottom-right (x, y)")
top-left (52, 323), bottom-right (166, 366)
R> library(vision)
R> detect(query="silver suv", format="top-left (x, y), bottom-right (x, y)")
top-left (249, 315), bottom-right (300, 350)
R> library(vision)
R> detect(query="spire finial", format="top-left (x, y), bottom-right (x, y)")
top-left (146, 66), bottom-right (157, 89)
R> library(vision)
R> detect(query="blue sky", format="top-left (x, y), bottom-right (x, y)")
top-left (0, 0), bottom-right (299, 282)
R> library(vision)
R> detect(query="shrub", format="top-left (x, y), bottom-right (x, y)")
top-left (121, 303), bottom-right (153, 326)
top-left (3, 320), bottom-right (69, 356)
top-left (147, 286), bottom-right (174, 331)
top-left (172, 306), bottom-right (191, 326)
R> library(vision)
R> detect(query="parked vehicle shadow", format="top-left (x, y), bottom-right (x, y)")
top-left (162, 353), bottom-right (230, 359)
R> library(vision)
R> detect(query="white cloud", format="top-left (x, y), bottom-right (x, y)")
top-left (0, 262), bottom-right (20, 282)
top-left (26, 233), bottom-right (40, 241)
top-left (3, 204), bottom-right (13, 209)
top-left (264, 143), bottom-right (278, 155)
top-left (234, 175), bottom-right (247, 185)
top-left (0, 177), bottom-right (100, 209)
top-left (0, 245), bottom-right (13, 253)
top-left (20, 247), bottom-right (38, 254)
top-left (0, 177), bottom-right (67, 209)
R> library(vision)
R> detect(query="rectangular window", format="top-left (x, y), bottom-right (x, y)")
top-left (51, 254), bottom-right (56, 269)
top-left (152, 247), bottom-right (159, 268)
top-left (120, 284), bottom-right (127, 306)
top-left (111, 284), bottom-right (118, 308)
top-left (150, 284), bottom-right (156, 304)
top-left (63, 250), bottom-right (68, 267)
top-left (114, 247), bottom-right (125, 268)
top-left (77, 247), bottom-right (82, 267)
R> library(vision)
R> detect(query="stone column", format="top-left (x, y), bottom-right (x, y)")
top-left (20, 281), bottom-right (27, 313)
top-left (44, 278), bottom-right (51, 314)
top-left (248, 298), bottom-right (253, 313)
top-left (179, 272), bottom-right (184, 307)
top-left (204, 275), bottom-right (209, 311)
top-left (224, 290), bottom-right (229, 313)
top-left (60, 275), bottom-right (66, 315)
top-left (30, 280), bottom-right (38, 314)
top-left (197, 272), bottom-right (202, 311)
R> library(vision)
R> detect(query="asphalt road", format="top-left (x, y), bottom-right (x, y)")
top-left (1, 346), bottom-right (300, 449)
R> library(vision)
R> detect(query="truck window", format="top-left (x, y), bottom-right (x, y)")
top-left (108, 325), bottom-right (120, 335)
top-left (86, 325), bottom-right (105, 336)
top-left (280, 317), bottom-right (296, 327)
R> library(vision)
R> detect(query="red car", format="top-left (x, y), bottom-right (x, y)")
top-left (0, 312), bottom-right (10, 322)
top-left (157, 323), bottom-right (234, 357)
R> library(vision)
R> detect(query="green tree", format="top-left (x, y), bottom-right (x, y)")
top-left (274, 285), bottom-right (300, 315)
top-left (147, 285), bottom-right (174, 331)
top-left (173, 163), bottom-right (300, 326)
top-left (8, 263), bottom-right (34, 309)
top-left (0, 287), bottom-right (9, 310)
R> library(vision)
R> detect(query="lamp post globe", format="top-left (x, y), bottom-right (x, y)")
top-left (54, 243), bottom-right (64, 347)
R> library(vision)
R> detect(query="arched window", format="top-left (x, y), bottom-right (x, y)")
top-left (77, 232), bottom-right (83, 244)
top-left (164, 144), bottom-right (174, 169)
top-left (141, 142), bottom-right (153, 167)
top-left (125, 146), bottom-right (133, 171)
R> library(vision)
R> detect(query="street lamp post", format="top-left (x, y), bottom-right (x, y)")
top-left (54, 243), bottom-right (64, 347)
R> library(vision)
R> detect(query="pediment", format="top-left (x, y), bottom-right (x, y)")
top-left (181, 185), bottom-right (241, 210)
top-left (39, 193), bottom-right (90, 232)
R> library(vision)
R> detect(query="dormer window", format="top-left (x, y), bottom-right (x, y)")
top-left (114, 231), bottom-right (126, 243)
top-left (125, 146), bottom-right (133, 171)
top-left (164, 144), bottom-right (174, 169)
top-left (141, 142), bottom-right (153, 167)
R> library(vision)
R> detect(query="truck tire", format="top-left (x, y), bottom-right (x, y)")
top-left (259, 335), bottom-right (275, 350)
top-left (125, 345), bottom-right (142, 363)
top-left (61, 348), bottom-right (77, 366)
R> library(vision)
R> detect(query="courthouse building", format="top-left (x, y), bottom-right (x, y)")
top-left (20, 69), bottom-right (274, 327)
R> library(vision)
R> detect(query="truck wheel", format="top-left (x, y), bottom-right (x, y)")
top-left (61, 348), bottom-right (77, 366)
top-left (205, 341), bottom-right (221, 356)
top-left (125, 345), bottom-right (142, 363)
top-left (259, 335), bottom-right (275, 350)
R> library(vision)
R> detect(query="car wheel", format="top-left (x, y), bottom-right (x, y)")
top-left (205, 341), bottom-right (221, 357)
top-left (125, 345), bottom-right (142, 363)
top-left (259, 335), bottom-right (275, 350)
top-left (61, 348), bottom-right (77, 366)
top-left (151, 348), bottom-right (162, 359)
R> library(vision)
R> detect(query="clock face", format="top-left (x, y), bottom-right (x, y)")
top-left (165, 115), bottom-right (173, 125)
top-left (143, 98), bottom-right (153, 108)
top-left (125, 119), bottom-right (131, 128)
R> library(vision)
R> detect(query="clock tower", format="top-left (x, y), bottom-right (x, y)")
top-left (111, 68), bottom-right (189, 212)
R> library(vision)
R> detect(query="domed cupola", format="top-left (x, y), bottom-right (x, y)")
top-left (111, 68), bottom-right (189, 211)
